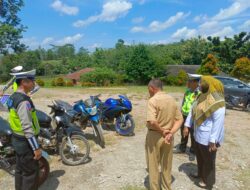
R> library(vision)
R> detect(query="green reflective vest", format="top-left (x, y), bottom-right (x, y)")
top-left (8, 92), bottom-right (40, 136)
top-left (13, 82), bottom-right (18, 92)
top-left (182, 89), bottom-right (201, 116)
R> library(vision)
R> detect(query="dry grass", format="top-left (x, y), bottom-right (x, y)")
top-left (236, 168), bottom-right (250, 190)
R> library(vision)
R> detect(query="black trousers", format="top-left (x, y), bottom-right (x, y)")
top-left (195, 142), bottom-right (216, 188)
top-left (12, 135), bottom-right (39, 190)
top-left (180, 115), bottom-right (195, 152)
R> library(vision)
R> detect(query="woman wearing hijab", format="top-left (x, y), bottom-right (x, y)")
top-left (184, 76), bottom-right (226, 189)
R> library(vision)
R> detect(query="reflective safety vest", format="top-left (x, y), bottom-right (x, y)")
top-left (182, 89), bottom-right (201, 116)
top-left (7, 92), bottom-right (40, 136)
top-left (12, 82), bottom-right (18, 92)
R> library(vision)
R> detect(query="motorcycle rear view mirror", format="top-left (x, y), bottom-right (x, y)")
top-left (11, 66), bottom-right (23, 73)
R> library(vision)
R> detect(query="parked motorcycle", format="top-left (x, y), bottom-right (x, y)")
top-left (92, 94), bottom-right (135, 136)
top-left (37, 100), bottom-right (90, 166)
top-left (0, 117), bottom-right (50, 186)
top-left (73, 96), bottom-right (105, 148)
top-left (225, 94), bottom-right (250, 112)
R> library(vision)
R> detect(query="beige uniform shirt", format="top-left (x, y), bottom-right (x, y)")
top-left (147, 91), bottom-right (183, 130)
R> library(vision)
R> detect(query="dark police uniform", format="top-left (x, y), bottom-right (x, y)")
top-left (8, 90), bottom-right (40, 190)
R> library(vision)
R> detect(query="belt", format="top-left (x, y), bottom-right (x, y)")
top-left (12, 133), bottom-right (26, 141)
top-left (12, 133), bottom-right (38, 140)
top-left (149, 129), bottom-right (156, 131)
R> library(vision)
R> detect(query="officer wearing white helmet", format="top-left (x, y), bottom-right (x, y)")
top-left (7, 69), bottom-right (41, 190)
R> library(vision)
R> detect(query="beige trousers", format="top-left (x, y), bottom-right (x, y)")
top-left (145, 130), bottom-right (173, 190)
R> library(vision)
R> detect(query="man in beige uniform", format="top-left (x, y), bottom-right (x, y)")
top-left (146, 79), bottom-right (183, 190)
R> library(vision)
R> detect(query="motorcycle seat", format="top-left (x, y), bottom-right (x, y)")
top-left (0, 117), bottom-right (12, 136)
top-left (36, 110), bottom-right (51, 128)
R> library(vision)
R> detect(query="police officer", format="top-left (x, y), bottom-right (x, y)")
top-left (7, 69), bottom-right (41, 190)
top-left (174, 74), bottom-right (200, 154)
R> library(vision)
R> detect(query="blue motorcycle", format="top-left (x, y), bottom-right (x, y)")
top-left (73, 96), bottom-right (105, 148)
top-left (93, 94), bottom-right (135, 136)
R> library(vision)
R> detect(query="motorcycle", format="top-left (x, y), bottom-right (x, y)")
top-left (92, 94), bottom-right (135, 136)
top-left (0, 117), bottom-right (50, 186)
top-left (37, 100), bottom-right (90, 166)
top-left (225, 94), bottom-right (250, 112)
top-left (73, 96), bottom-right (105, 148)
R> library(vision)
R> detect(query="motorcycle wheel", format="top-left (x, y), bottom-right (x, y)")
top-left (115, 114), bottom-right (135, 136)
top-left (60, 134), bottom-right (90, 166)
top-left (92, 122), bottom-right (105, 148)
top-left (38, 157), bottom-right (50, 186)
top-left (246, 103), bottom-right (250, 112)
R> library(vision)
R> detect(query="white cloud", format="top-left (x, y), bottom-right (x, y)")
top-left (88, 43), bottom-right (102, 49)
top-left (193, 14), bottom-right (208, 22)
top-left (132, 17), bottom-right (144, 24)
top-left (209, 26), bottom-right (234, 38)
top-left (191, 0), bottom-right (250, 39)
top-left (199, 21), bottom-right (219, 32)
top-left (56, 33), bottom-right (83, 45)
top-left (212, 0), bottom-right (250, 21)
top-left (73, 0), bottom-right (132, 27)
top-left (20, 37), bottom-right (39, 49)
top-left (151, 40), bottom-right (169, 45)
top-left (131, 12), bottom-right (189, 33)
top-left (239, 19), bottom-right (250, 30)
top-left (51, 0), bottom-right (79, 15)
top-left (171, 26), bottom-right (197, 39)
top-left (41, 37), bottom-right (54, 46)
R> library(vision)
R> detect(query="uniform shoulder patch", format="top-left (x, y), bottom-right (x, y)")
top-left (25, 101), bottom-right (32, 111)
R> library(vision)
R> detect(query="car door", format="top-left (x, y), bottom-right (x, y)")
top-left (227, 79), bottom-right (248, 97)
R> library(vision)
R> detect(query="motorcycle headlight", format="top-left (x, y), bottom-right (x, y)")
top-left (86, 106), bottom-right (97, 116)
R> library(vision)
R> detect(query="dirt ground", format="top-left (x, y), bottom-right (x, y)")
top-left (0, 88), bottom-right (249, 190)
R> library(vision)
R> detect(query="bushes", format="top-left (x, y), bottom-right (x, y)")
top-left (198, 54), bottom-right (220, 75)
top-left (36, 78), bottom-right (45, 87)
top-left (66, 81), bottom-right (74, 87)
top-left (81, 82), bottom-right (96, 87)
top-left (162, 70), bottom-right (188, 86)
top-left (80, 67), bottom-right (123, 86)
top-left (231, 57), bottom-right (250, 82)
top-left (51, 77), bottom-right (66, 87)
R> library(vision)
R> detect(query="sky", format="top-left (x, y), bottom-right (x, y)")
top-left (19, 0), bottom-right (250, 51)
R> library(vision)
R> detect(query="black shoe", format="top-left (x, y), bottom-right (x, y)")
top-left (173, 147), bottom-right (186, 154)
top-left (190, 148), bottom-right (195, 154)
top-left (189, 154), bottom-right (196, 161)
top-left (189, 173), bottom-right (200, 179)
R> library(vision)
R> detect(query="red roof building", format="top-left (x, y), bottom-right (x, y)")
top-left (65, 68), bottom-right (94, 84)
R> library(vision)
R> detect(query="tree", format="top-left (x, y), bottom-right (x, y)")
top-left (231, 57), bottom-right (250, 82)
top-left (0, 0), bottom-right (26, 54)
top-left (182, 37), bottom-right (209, 65)
top-left (126, 44), bottom-right (161, 84)
top-left (198, 54), bottom-right (220, 75)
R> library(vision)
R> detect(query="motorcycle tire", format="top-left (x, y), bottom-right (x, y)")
top-left (38, 157), bottom-right (50, 186)
top-left (60, 134), bottom-right (90, 166)
top-left (115, 114), bottom-right (135, 136)
top-left (92, 122), bottom-right (105, 148)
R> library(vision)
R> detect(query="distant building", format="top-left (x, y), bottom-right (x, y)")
top-left (166, 65), bottom-right (228, 76)
top-left (65, 68), bottom-right (94, 84)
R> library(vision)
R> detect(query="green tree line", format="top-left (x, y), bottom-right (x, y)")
top-left (1, 34), bottom-right (250, 84)
top-left (0, 0), bottom-right (249, 84)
